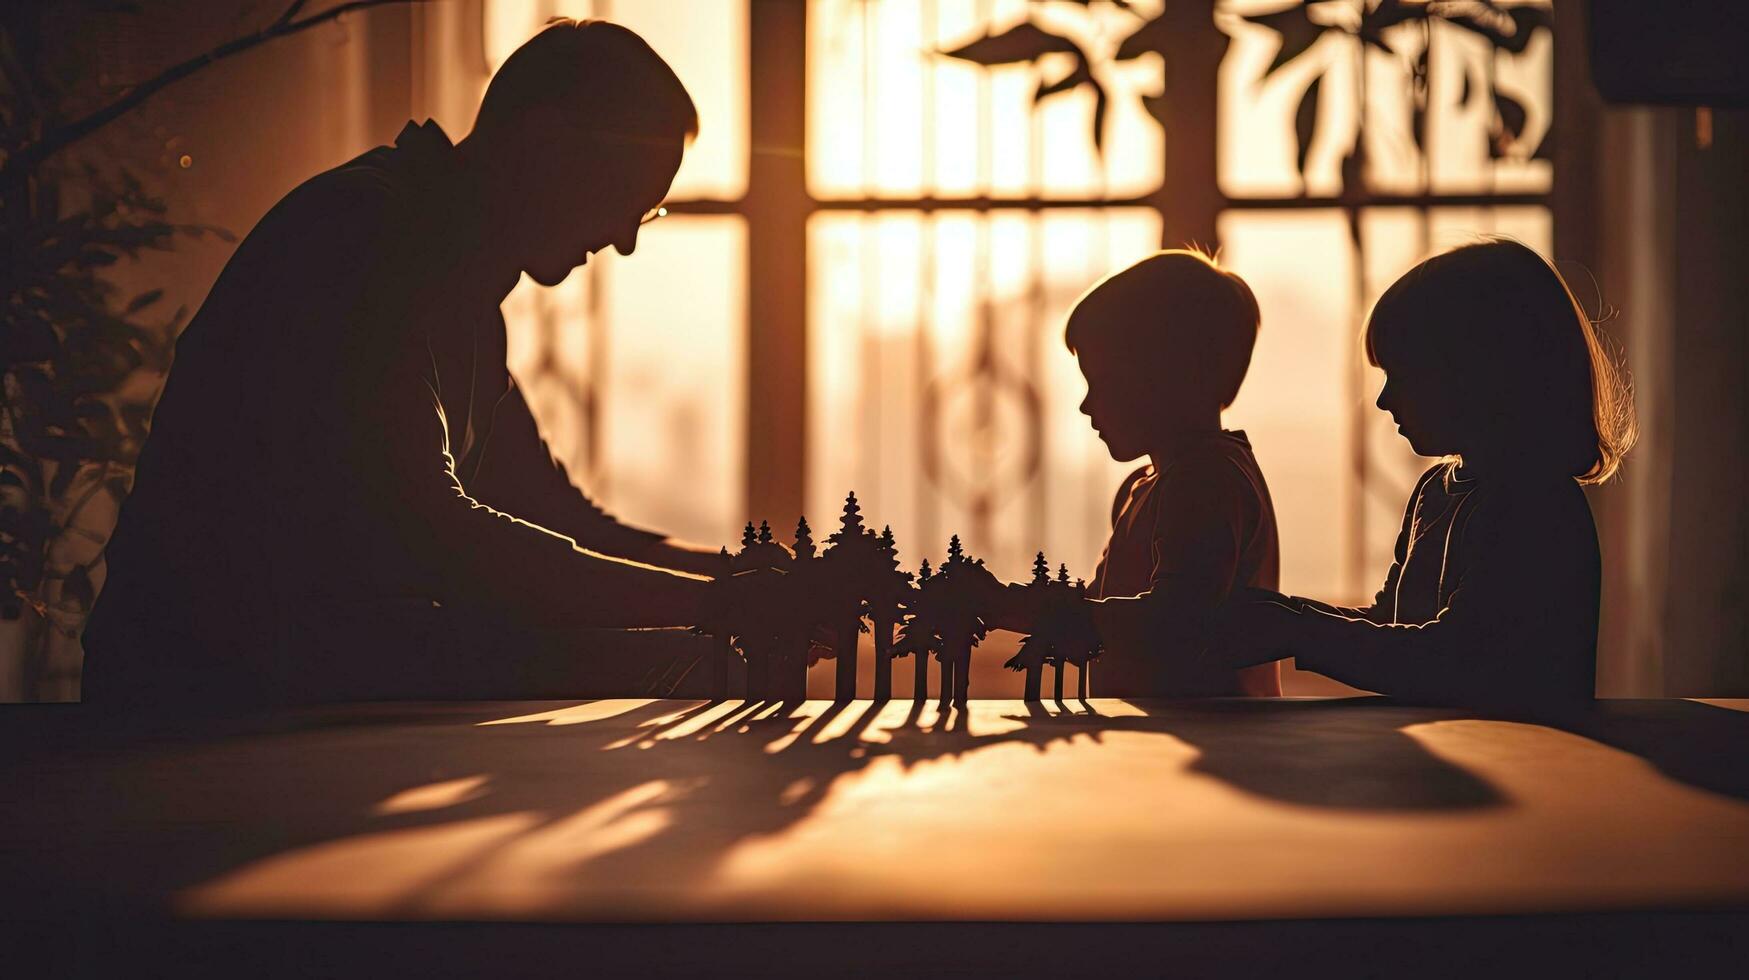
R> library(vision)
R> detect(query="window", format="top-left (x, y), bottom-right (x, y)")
top-left (479, 0), bottom-right (1555, 602)
top-left (483, 0), bottom-right (749, 548)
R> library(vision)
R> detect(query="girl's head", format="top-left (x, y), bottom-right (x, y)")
top-left (1365, 238), bottom-right (1636, 484)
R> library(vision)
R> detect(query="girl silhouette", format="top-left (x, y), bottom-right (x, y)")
top-left (1217, 238), bottom-right (1636, 709)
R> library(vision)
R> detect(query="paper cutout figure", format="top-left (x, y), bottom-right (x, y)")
top-left (1002, 556), bottom-right (1102, 701)
top-left (892, 558), bottom-right (940, 701)
top-left (900, 535), bottom-right (998, 708)
top-left (700, 493), bottom-right (1097, 704)
top-left (819, 493), bottom-right (876, 701)
top-left (725, 519), bottom-right (796, 700)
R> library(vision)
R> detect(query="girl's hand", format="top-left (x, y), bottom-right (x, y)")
top-left (1211, 595), bottom-right (1304, 668)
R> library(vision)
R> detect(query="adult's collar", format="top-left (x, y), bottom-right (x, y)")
top-left (393, 119), bottom-right (467, 188)
top-left (395, 118), bottom-right (453, 155)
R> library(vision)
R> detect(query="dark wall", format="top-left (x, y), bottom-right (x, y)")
top-left (1560, 5), bottom-right (1749, 695)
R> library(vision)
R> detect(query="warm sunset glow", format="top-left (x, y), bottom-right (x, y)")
top-left (807, 0), bottom-right (1166, 199)
top-left (373, 775), bottom-right (492, 815)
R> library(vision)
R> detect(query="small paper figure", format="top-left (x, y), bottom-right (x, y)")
top-left (866, 525), bottom-right (913, 701)
top-left (907, 535), bottom-right (998, 708)
top-left (892, 559), bottom-right (939, 701)
top-left (1003, 552), bottom-right (1058, 700)
top-left (821, 492), bottom-right (886, 701)
top-left (767, 516), bottom-right (821, 699)
top-left (1002, 558), bottom-right (1102, 701)
top-left (726, 519), bottom-right (796, 701)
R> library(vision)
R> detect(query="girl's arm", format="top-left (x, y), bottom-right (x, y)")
top-left (1297, 465), bottom-right (1444, 622)
top-left (1245, 481), bottom-right (1599, 707)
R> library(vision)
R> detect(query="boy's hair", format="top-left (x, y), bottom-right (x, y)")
top-left (1365, 237), bottom-right (1637, 484)
top-left (1065, 248), bottom-right (1261, 409)
top-left (476, 19), bottom-right (699, 147)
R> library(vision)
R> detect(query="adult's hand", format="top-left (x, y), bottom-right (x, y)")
top-left (981, 582), bottom-right (1044, 634)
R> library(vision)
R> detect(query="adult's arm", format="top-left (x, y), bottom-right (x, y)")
top-left (466, 378), bottom-right (727, 577)
top-left (360, 348), bottom-right (722, 628)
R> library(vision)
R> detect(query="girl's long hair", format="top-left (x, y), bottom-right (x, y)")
top-left (1364, 238), bottom-right (1636, 484)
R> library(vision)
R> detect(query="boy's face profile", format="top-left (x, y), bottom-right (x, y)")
top-left (1076, 333), bottom-right (1172, 463)
top-left (1070, 251), bottom-right (1254, 464)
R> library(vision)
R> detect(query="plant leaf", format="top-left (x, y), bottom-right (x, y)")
top-left (1115, 13), bottom-right (1173, 62)
top-left (1246, 4), bottom-right (1327, 77)
top-left (62, 563), bottom-right (95, 612)
top-left (1035, 55), bottom-right (1092, 101)
top-left (1340, 140), bottom-right (1368, 196)
top-left (124, 288), bottom-right (163, 314)
top-left (1492, 90), bottom-right (1526, 158)
top-left (0, 320), bottom-right (58, 365)
top-left (1360, 27), bottom-right (1395, 54)
top-left (1295, 74), bottom-right (1322, 179)
top-left (939, 21), bottom-right (1080, 66)
top-left (1091, 79), bottom-right (1109, 153)
top-left (1531, 115), bottom-right (1553, 161)
top-left (1362, 0), bottom-right (1428, 52)
top-left (1411, 46), bottom-right (1430, 155)
top-left (0, 448), bottom-right (43, 500)
top-left (181, 222), bottom-right (236, 243)
top-left (1438, 2), bottom-right (1551, 55)
top-left (1364, 0), bottom-right (1428, 34)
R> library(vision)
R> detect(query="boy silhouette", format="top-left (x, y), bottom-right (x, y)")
top-left (1066, 250), bottom-right (1282, 697)
top-left (85, 21), bottom-right (744, 708)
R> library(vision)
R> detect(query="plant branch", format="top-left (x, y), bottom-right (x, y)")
top-left (58, 460), bottom-right (112, 530)
top-left (5, 0), bottom-right (425, 182)
top-left (275, 0), bottom-right (315, 28)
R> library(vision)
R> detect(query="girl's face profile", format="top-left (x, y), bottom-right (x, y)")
top-left (1373, 332), bottom-right (1472, 459)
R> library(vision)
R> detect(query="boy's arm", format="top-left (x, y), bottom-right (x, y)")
top-left (467, 378), bottom-right (728, 577)
top-left (1088, 464), bottom-right (1249, 669)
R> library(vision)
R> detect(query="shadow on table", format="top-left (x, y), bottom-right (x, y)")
top-left (13, 696), bottom-right (1749, 922)
top-left (1534, 698), bottom-right (1749, 802)
top-left (49, 700), bottom-right (1493, 901)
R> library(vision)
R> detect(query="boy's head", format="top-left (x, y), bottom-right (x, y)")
top-left (1065, 249), bottom-right (1261, 462)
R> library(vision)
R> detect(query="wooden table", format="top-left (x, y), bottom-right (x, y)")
top-left (6, 697), bottom-right (1748, 977)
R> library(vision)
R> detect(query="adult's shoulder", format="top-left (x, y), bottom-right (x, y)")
top-left (188, 147), bottom-right (412, 347)
top-left (249, 147), bottom-right (406, 254)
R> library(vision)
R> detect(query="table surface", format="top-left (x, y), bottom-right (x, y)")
top-left (7, 697), bottom-right (1749, 925)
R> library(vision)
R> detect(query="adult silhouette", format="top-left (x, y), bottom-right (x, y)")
top-left (85, 20), bottom-right (732, 709)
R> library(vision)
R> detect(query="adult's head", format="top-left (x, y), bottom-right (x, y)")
top-left (1066, 248), bottom-right (1262, 462)
top-left (1365, 237), bottom-right (1636, 483)
top-left (465, 18), bottom-right (698, 286)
